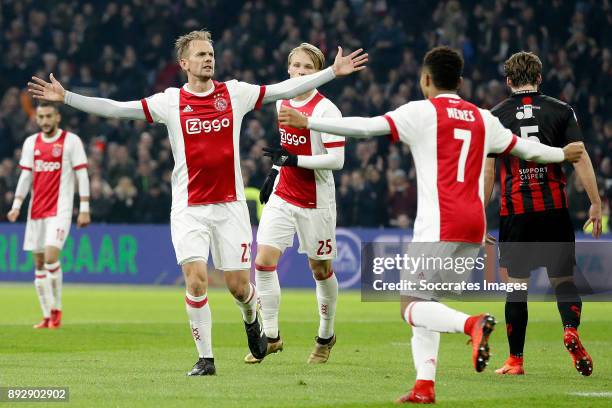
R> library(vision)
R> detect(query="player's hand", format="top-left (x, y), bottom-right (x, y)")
top-left (77, 212), bottom-right (91, 228)
top-left (27, 73), bottom-right (66, 102)
top-left (263, 146), bottom-right (298, 167)
top-left (278, 106), bottom-right (308, 129)
top-left (331, 46), bottom-right (368, 77)
top-left (485, 233), bottom-right (497, 245)
top-left (7, 209), bottom-right (20, 223)
top-left (562, 142), bottom-right (584, 163)
top-left (583, 202), bottom-right (602, 239)
top-left (259, 168), bottom-right (279, 204)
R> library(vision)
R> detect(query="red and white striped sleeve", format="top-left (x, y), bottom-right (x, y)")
top-left (320, 99), bottom-right (345, 149)
top-left (140, 91), bottom-right (170, 124)
top-left (68, 133), bottom-right (88, 170)
top-left (18, 136), bottom-right (35, 171)
top-left (382, 102), bottom-right (421, 145)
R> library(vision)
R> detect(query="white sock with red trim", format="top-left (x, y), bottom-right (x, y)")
top-left (315, 270), bottom-right (338, 339)
top-left (34, 270), bottom-right (53, 318)
top-left (404, 301), bottom-right (468, 333)
top-left (185, 292), bottom-right (213, 358)
top-left (46, 261), bottom-right (62, 310)
top-left (235, 283), bottom-right (257, 324)
top-left (411, 326), bottom-right (439, 381)
top-left (255, 264), bottom-right (281, 338)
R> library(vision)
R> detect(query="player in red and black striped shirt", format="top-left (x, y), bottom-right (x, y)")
top-left (485, 52), bottom-right (602, 376)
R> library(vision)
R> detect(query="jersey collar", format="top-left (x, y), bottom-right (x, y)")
top-left (40, 129), bottom-right (62, 143)
top-left (511, 89), bottom-right (541, 96)
top-left (289, 89), bottom-right (319, 107)
top-left (183, 83), bottom-right (215, 97)
top-left (434, 93), bottom-right (461, 99)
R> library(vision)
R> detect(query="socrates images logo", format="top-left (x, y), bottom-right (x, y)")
top-left (332, 229), bottom-right (362, 289)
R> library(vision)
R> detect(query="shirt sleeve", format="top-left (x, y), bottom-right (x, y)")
top-left (320, 101), bottom-right (345, 148)
top-left (140, 91), bottom-right (170, 124)
top-left (564, 106), bottom-right (583, 143)
top-left (382, 102), bottom-right (420, 145)
top-left (69, 134), bottom-right (88, 169)
top-left (19, 137), bottom-right (34, 170)
top-left (227, 80), bottom-right (266, 115)
top-left (482, 109), bottom-right (519, 155)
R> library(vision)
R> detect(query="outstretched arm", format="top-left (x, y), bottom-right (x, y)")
top-left (509, 137), bottom-right (583, 164)
top-left (28, 74), bottom-right (146, 120)
top-left (278, 106), bottom-right (390, 139)
top-left (261, 47), bottom-right (368, 104)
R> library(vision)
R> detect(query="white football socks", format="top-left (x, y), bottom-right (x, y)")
top-left (315, 271), bottom-right (338, 339)
top-left (46, 261), bottom-right (62, 310)
top-left (235, 283), bottom-right (257, 324)
top-left (34, 270), bottom-right (53, 318)
top-left (255, 265), bottom-right (281, 338)
top-left (411, 326), bottom-right (440, 381)
top-left (185, 292), bottom-right (213, 358)
top-left (404, 301), bottom-right (468, 333)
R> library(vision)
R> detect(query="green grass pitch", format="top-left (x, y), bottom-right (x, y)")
top-left (1, 284), bottom-right (611, 407)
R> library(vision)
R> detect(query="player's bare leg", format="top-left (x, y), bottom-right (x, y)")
top-left (307, 258), bottom-right (337, 364)
top-left (44, 246), bottom-right (63, 329)
top-left (496, 277), bottom-right (528, 375)
top-left (225, 269), bottom-right (267, 361)
top-left (397, 297), bottom-right (495, 404)
top-left (183, 260), bottom-right (215, 376)
top-left (245, 245), bottom-right (283, 364)
top-left (32, 252), bottom-right (53, 329)
top-left (550, 276), bottom-right (592, 376)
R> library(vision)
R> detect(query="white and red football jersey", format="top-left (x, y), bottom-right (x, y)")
top-left (141, 81), bottom-right (265, 211)
top-left (274, 91), bottom-right (344, 208)
top-left (383, 94), bottom-right (517, 243)
top-left (19, 129), bottom-right (88, 220)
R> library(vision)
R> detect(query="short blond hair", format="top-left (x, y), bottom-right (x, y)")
top-left (288, 43), bottom-right (325, 70)
top-left (175, 30), bottom-right (212, 62)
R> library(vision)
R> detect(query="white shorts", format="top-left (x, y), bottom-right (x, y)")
top-left (171, 201), bottom-right (252, 270)
top-left (257, 193), bottom-right (337, 260)
top-left (400, 241), bottom-right (481, 300)
top-left (24, 215), bottom-right (72, 252)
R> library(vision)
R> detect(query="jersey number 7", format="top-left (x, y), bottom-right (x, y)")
top-left (453, 129), bottom-right (471, 182)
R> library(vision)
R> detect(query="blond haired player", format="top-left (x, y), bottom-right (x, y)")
top-left (7, 102), bottom-right (90, 329)
top-left (28, 30), bottom-right (367, 376)
top-left (245, 43), bottom-right (344, 364)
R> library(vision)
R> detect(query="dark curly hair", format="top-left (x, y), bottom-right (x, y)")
top-left (422, 46), bottom-right (464, 91)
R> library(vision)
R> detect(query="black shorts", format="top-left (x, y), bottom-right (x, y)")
top-left (499, 209), bottom-right (576, 279)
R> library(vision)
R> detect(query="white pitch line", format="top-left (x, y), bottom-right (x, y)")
top-left (569, 392), bottom-right (612, 398)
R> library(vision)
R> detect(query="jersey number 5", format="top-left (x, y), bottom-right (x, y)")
top-left (453, 129), bottom-right (471, 182)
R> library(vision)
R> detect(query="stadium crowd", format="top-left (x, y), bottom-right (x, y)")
top-left (1, 0), bottom-right (610, 229)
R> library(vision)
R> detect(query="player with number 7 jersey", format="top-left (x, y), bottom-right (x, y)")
top-left (278, 46), bottom-right (584, 404)
top-left (246, 43), bottom-right (345, 365)
top-left (27, 30), bottom-right (367, 376)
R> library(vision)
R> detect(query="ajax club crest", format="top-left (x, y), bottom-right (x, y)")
top-left (52, 144), bottom-right (63, 158)
top-left (214, 96), bottom-right (228, 112)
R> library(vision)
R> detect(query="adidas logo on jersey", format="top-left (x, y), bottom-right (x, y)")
top-left (34, 149), bottom-right (41, 156)
top-left (183, 105), bottom-right (193, 113)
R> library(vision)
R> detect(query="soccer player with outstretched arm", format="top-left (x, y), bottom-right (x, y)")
top-left (27, 30), bottom-right (367, 376)
top-left (279, 46), bottom-right (584, 403)
top-left (484, 51), bottom-right (600, 377)
top-left (245, 43), bottom-right (345, 364)
top-left (7, 102), bottom-right (90, 329)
